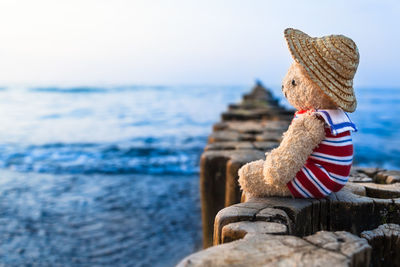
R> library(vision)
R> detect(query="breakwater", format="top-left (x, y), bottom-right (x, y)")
top-left (179, 84), bottom-right (400, 266)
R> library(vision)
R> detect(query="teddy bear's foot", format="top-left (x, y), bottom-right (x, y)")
top-left (238, 159), bottom-right (292, 198)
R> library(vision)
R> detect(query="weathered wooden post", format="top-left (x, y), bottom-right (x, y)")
top-left (190, 84), bottom-right (400, 266)
top-left (200, 83), bottom-right (293, 247)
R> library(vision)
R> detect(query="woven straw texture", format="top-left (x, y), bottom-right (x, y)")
top-left (284, 28), bottom-right (359, 112)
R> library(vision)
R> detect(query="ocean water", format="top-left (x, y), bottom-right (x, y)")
top-left (0, 85), bottom-right (398, 266)
top-left (0, 85), bottom-right (248, 266)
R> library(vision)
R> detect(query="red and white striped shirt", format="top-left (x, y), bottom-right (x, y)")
top-left (286, 109), bottom-right (357, 199)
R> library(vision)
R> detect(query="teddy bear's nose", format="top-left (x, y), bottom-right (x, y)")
top-left (281, 85), bottom-right (287, 97)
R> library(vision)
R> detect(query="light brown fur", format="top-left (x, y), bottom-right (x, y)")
top-left (238, 62), bottom-right (339, 198)
top-left (282, 62), bottom-right (337, 111)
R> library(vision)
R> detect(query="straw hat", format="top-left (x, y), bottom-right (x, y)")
top-left (284, 28), bottom-right (359, 112)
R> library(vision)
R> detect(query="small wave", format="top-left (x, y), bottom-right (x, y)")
top-left (30, 85), bottom-right (172, 94)
top-left (0, 137), bottom-right (206, 175)
top-left (31, 86), bottom-right (107, 93)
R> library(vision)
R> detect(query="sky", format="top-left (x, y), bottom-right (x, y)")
top-left (0, 0), bottom-right (399, 87)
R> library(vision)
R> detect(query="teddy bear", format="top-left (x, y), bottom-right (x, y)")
top-left (238, 28), bottom-right (360, 199)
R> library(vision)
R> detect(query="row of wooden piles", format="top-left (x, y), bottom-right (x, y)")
top-left (178, 84), bottom-right (400, 267)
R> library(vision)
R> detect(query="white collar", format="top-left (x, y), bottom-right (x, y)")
top-left (315, 109), bottom-right (357, 135)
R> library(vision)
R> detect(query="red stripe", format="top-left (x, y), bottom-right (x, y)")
top-left (309, 158), bottom-right (352, 177)
top-left (295, 169), bottom-right (325, 198)
top-left (287, 182), bottom-right (303, 198)
top-left (314, 144), bottom-right (353, 157)
top-left (325, 129), bottom-right (350, 137)
top-left (306, 162), bottom-right (338, 192)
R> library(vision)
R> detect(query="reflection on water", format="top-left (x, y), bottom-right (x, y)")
top-left (0, 85), bottom-right (398, 266)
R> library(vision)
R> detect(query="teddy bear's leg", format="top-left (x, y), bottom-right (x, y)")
top-left (238, 159), bottom-right (292, 199)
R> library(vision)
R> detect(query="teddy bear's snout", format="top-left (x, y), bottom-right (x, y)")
top-left (282, 85), bottom-right (287, 98)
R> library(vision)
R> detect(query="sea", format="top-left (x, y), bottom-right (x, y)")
top-left (0, 85), bottom-right (398, 266)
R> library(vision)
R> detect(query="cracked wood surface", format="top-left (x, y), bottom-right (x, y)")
top-left (178, 231), bottom-right (371, 267)
top-left (221, 221), bottom-right (287, 243)
top-left (361, 224), bottom-right (400, 267)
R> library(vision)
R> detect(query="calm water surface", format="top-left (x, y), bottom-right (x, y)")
top-left (0, 85), bottom-right (398, 266)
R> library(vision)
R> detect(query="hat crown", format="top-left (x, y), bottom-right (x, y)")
top-left (310, 34), bottom-right (360, 80)
top-left (284, 28), bottom-right (359, 112)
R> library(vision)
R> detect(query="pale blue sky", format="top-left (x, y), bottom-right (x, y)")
top-left (0, 0), bottom-right (398, 87)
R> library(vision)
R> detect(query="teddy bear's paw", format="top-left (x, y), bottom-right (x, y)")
top-left (239, 159), bottom-right (292, 198)
top-left (238, 159), bottom-right (266, 197)
top-left (263, 170), bottom-right (277, 186)
top-left (262, 155), bottom-right (286, 186)
top-left (266, 183), bottom-right (292, 197)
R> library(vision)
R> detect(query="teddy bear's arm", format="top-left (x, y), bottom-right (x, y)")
top-left (263, 112), bottom-right (326, 186)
